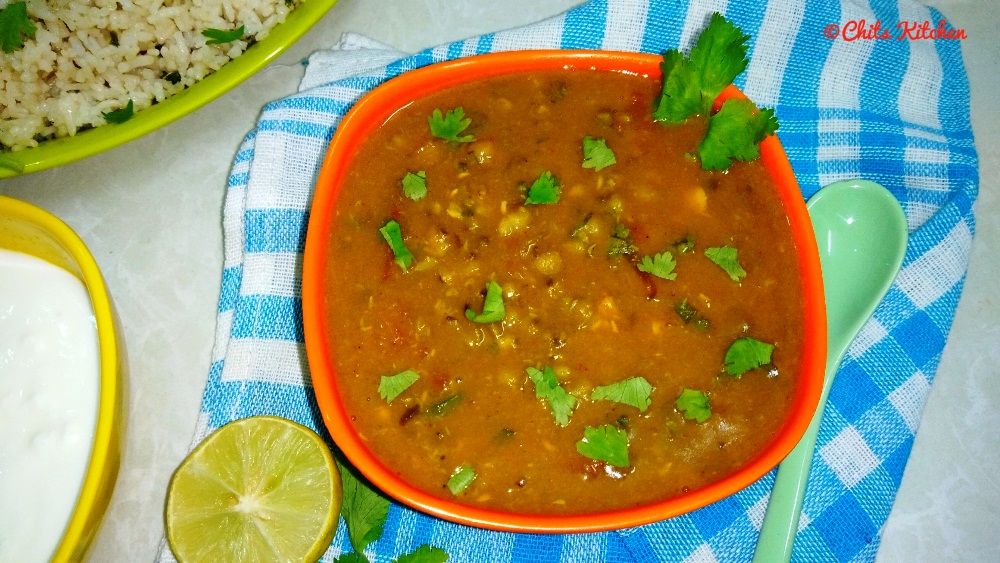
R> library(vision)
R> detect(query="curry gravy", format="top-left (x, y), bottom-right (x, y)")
top-left (323, 70), bottom-right (804, 515)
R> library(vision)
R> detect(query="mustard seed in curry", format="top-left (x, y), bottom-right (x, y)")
top-left (322, 69), bottom-right (805, 515)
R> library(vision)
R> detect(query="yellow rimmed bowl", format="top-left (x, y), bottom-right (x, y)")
top-left (0, 195), bottom-right (125, 562)
top-left (0, 0), bottom-right (339, 178)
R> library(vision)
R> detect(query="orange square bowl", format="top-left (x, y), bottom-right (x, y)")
top-left (302, 50), bottom-right (826, 533)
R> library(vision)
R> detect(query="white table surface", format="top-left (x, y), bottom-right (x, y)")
top-left (1, 1), bottom-right (997, 561)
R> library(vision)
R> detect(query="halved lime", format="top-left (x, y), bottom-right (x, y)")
top-left (165, 416), bottom-right (341, 562)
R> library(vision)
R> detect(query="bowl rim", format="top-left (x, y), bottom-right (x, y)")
top-left (0, 195), bottom-right (122, 559)
top-left (0, 0), bottom-right (339, 179)
top-left (302, 49), bottom-right (827, 533)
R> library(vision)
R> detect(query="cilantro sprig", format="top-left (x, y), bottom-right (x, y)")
top-left (724, 336), bottom-right (775, 376)
top-left (526, 365), bottom-right (579, 426)
top-left (582, 136), bottom-right (616, 171)
top-left (525, 171), bottom-right (561, 205)
top-left (705, 245), bottom-right (747, 281)
top-left (699, 99), bottom-right (779, 170)
top-left (676, 388), bottom-right (712, 423)
top-left (393, 546), bottom-right (449, 563)
top-left (379, 220), bottom-right (414, 272)
top-left (337, 463), bottom-right (390, 562)
top-left (637, 251), bottom-right (677, 280)
top-left (429, 107), bottom-right (474, 143)
top-left (0, 1), bottom-right (35, 53)
top-left (576, 424), bottom-right (630, 467)
top-left (653, 13), bottom-right (779, 170)
top-left (591, 376), bottom-right (653, 412)
top-left (465, 280), bottom-right (505, 323)
top-left (654, 12), bottom-right (750, 123)
top-left (202, 25), bottom-right (244, 45)
top-left (378, 370), bottom-right (419, 404)
top-left (402, 171), bottom-right (427, 200)
top-left (337, 465), bottom-right (448, 563)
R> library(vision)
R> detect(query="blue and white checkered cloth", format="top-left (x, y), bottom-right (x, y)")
top-left (160, 0), bottom-right (979, 561)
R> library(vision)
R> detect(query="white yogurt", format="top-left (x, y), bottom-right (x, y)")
top-left (0, 248), bottom-right (100, 562)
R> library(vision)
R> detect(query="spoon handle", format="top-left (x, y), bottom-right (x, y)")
top-left (751, 383), bottom-right (831, 562)
top-left (754, 178), bottom-right (908, 562)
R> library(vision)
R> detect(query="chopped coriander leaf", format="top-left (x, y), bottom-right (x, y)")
top-left (426, 394), bottom-right (461, 416)
top-left (675, 299), bottom-right (710, 329)
top-left (525, 171), bottom-right (561, 204)
top-left (576, 425), bottom-right (630, 467)
top-left (447, 465), bottom-right (476, 495)
top-left (654, 12), bottom-right (750, 123)
top-left (705, 245), bottom-right (747, 281)
top-left (591, 376), bottom-right (653, 412)
top-left (0, 1), bottom-right (36, 53)
top-left (402, 170), bottom-right (427, 200)
top-left (378, 370), bottom-right (419, 403)
top-left (673, 233), bottom-right (697, 254)
top-left (465, 280), bottom-right (505, 323)
top-left (607, 223), bottom-right (637, 256)
top-left (675, 299), bottom-right (697, 322)
top-left (637, 251), bottom-right (677, 280)
top-left (724, 337), bottom-right (775, 377)
top-left (102, 100), bottom-right (134, 124)
top-left (608, 238), bottom-right (635, 256)
top-left (526, 365), bottom-right (579, 426)
top-left (699, 98), bottom-right (779, 170)
top-left (202, 25), bottom-right (244, 45)
top-left (393, 545), bottom-right (450, 563)
top-left (428, 107), bottom-right (474, 143)
top-left (582, 136), bottom-right (616, 171)
top-left (570, 213), bottom-right (595, 239)
top-left (379, 220), bottom-right (414, 271)
top-left (676, 388), bottom-right (712, 423)
top-left (338, 461), bottom-right (391, 560)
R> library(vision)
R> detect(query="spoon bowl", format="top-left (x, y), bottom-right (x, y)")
top-left (808, 180), bottom-right (909, 347)
top-left (753, 178), bottom-right (908, 562)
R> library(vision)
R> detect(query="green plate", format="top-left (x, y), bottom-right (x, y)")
top-left (0, 0), bottom-right (338, 178)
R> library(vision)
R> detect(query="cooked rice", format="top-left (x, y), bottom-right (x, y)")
top-left (0, 0), bottom-right (301, 151)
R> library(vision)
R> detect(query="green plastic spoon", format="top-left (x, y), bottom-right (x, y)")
top-left (753, 179), bottom-right (908, 562)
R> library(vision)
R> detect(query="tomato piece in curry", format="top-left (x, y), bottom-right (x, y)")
top-left (322, 70), bottom-right (805, 515)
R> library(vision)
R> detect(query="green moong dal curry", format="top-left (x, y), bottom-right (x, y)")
top-left (320, 62), bottom-right (807, 515)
